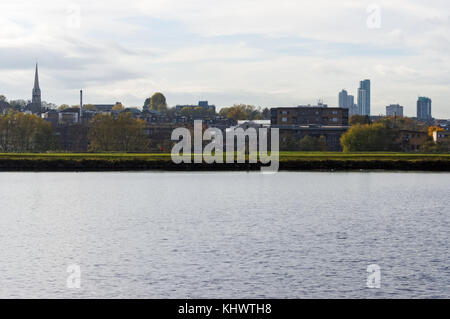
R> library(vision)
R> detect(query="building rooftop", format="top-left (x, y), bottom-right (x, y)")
top-left (271, 124), bottom-right (350, 130)
top-left (60, 107), bottom-right (80, 113)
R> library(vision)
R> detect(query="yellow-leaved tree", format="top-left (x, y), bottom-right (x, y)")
top-left (88, 112), bottom-right (149, 152)
top-left (0, 111), bottom-right (58, 152)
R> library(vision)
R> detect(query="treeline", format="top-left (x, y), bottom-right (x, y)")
top-left (280, 116), bottom-right (449, 153)
top-left (340, 116), bottom-right (446, 152)
top-left (2, 91), bottom-right (448, 154)
top-left (0, 95), bottom-right (57, 112)
top-left (0, 112), bottom-right (57, 152)
top-left (219, 104), bottom-right (271, 121)
top-left (142, 93), bottom-right (271, 120)
top-left (0, 111), bottom-right (151, 153)
top-left (176, 103), bottom-right (271, 120)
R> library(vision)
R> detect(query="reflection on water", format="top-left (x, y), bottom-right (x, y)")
top-left (0, 172), bottom-right (449, 298)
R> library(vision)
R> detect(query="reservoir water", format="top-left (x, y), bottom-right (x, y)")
top-left (0, 172), bottom-right (448, 298)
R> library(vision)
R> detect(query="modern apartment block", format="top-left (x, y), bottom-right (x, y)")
top-left (357, 79), bottom-right (371, 116)
top-left (417, 97), bottom-right (432, 121)
top-left (270, 106), bottom-right (349, 126)
top-left (386, 104), bottom-right (404, 117)
top-left (339, 89), bottom-right (357, 116)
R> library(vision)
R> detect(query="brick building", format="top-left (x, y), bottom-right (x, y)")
top-left (271, 106), bottom-right (349, 126)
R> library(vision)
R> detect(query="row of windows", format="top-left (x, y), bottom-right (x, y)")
top-left (281, 117), bottom-right (340, 123)
top-left (279, 110), bottom-right (341, 115)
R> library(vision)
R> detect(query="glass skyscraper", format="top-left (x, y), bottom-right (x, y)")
top-left (357, 79), bottom-right (371, 116)
top-left (417, 97), bottom-right (432, 121)
top-left (339, 89), bottom-right (356, 116)
top-left (339, 89), bottom-right (348, 109)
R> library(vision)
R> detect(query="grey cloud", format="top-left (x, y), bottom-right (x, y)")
top-left (0, 47), bottom-right (100, 70)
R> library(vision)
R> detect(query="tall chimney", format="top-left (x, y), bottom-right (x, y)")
top-left (80, 90), bottom-right (83, 122)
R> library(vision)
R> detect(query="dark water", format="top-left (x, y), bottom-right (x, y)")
top-left (0, 172), bottom-right (448, 298)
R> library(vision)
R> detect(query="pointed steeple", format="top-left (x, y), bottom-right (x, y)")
top-left (33, 63), bottom-right (40, 91)
top-left (32, 63), bottom-right (41, 109)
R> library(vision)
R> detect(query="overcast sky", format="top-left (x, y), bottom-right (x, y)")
top-left (0, 0), bottom-right (449, 117)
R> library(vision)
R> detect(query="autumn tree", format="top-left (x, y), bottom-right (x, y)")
top-left (375, 116), bottom-right (427, 131)
top-left (0, 111), bottom-right (58, 152)
top-left (349, 115), bottom-right (371, 126)
top-left (179, 107), bottom-right (195, 117)
top-left (219, 104), bottom-right (263, 121)
top-left (88, 112), bottom-right (149, 152)
top-left (340, 123), bottom-right (399, 152)
top-left (143, 92), bottom-right (167, 112)
top-left (112, 103), bottom-right (125, 111)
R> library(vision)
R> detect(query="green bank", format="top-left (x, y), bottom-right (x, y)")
top-left (0, 152), bottom-right (449, 171)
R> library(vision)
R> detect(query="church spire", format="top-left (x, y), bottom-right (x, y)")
top-left (33, 63), bottom-right (40, 91)
top-left (32, 63), bottom-right (42, 110)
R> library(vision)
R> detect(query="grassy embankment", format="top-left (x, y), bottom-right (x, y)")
top-left (0, 152), bottom-right (449, 171)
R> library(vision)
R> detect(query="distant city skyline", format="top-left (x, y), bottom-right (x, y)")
top-left (0, 1), bottom-right (449, 118)
top-left (5, 64), bottom-right (444, 120)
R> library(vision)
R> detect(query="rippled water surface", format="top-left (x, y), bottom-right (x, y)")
top-left (0, 172), bottom-right (449, 298)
